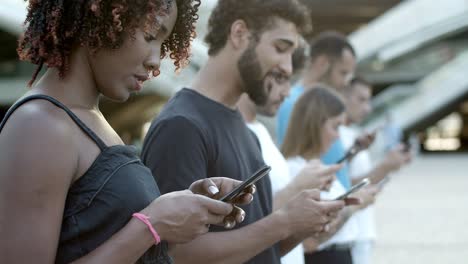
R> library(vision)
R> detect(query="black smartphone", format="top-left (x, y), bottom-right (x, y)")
top-left (337, 127), bottom-right (382, 164)
top-left (336, 145), bottom-right (360, 164)
top-left (336, 148), bottom-right (356, 164)
top-left (334, 178), bottom-right (370, 200)
top-left (220, 165), bottom-right (271, 202)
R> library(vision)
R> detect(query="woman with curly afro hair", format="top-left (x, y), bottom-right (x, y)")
top-left (0, 0), bottom-right (254, 263)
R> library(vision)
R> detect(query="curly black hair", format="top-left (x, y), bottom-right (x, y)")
top-left (205, 0), bottom-right (312, 56)
top-left (18, 0), bottom-right (200, 86)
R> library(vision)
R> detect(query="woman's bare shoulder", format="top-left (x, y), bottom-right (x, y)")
top-left (0, 99), bottom-right (79, 179)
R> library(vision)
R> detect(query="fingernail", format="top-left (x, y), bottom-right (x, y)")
top-left (225, 221), bottom-right (234, 229)
top-left (241, 213), bottom-right (245, 222)
top-left (209, 186), bottom-right (219, 195)
top-left (251, 186), bottom-right (257, 194)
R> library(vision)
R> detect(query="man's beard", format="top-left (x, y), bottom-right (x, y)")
top-left (237, 42), bottom-right (268, 106)
top-left (256, 76), bottom-right (276, 117)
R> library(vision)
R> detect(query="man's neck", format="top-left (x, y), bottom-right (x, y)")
top-left (300, 71), bottom-right (321, 90)
top-left (241, 110), bottom-right (257, 124)
top-left (345, 114), bottom-right (358, 126)
top-left (237, 97), bottom-right (257, 123)
top-left (299, 63), bottom-right (326, 90)
top-left (192, 55), bottom-right (243, 110)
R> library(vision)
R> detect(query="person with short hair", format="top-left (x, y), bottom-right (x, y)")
top-left (277, 31), bottom-right (356, 146)
top-left (238, 72), bottom-right (347, 264)
top-left (341, 77), bottom-right (411, 264)
top-left (277, 31), bottom-right (358, 197)
top-left (141, 1), bottom-right (348, 263)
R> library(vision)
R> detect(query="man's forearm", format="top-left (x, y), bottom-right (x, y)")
top-left (171, 211), bottom-right (291, 264)
top-left (273, 183), bottom-right (298, 211)
top-left (279, 232), bottom-right (309, 256)
top-left (328, 207), bottom-right (357, 235)
top-left (280, 207), bottom-right (358, 257)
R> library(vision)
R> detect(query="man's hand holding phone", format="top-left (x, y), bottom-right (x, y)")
top-left (277, 189), bottom-right (346, 238)
top-left (337, 128), bottom-right (380, 164)
top-left (330, 178), bottom-right (372, 208)
top-left (381, 144), bottom-right (412, 173)
top-left (355, 128), bottom-right (379, 150)
top-left (334, 178), bottom-right (370, 200)
top-left (349, 184), bottom-right (380, 210)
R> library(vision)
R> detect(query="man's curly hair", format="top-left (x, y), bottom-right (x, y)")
top-left (17, 0), bottom-right (201, 86)
top-left (205, 0), bottom-right (312, 56)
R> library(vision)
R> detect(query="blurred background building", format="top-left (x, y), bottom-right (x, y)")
top-left (2, 0), bottom-right (467, 152)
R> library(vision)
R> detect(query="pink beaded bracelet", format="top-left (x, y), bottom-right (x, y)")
top-left (132, 213), bottom-right (161, 245)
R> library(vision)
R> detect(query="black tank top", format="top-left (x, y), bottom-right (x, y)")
top-left (0, 95), bottom-right (172, 264)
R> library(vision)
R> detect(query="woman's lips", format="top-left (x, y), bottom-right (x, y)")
top-left (133, 74), bottom-right (149, 92)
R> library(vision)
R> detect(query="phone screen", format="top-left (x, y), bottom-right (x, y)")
top-left (220, 165), bottom-right (271, 202)
top-left (334, 178), bottom-right (370, 200)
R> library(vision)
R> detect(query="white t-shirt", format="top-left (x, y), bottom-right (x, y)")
top-left (286, 156), bottom-right (359, 250)
top-left (340, 126), bottom-right (377, 241)
top-left (247, 121), bottom-right (305, 264)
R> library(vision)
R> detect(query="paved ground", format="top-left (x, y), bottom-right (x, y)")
top-left (372, 154), bottom-right (468, 264)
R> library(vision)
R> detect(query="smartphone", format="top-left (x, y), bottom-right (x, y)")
top-left (220, 165), bottom-right (271, 202)
top-left (334, 178), bottom-right (370, 200)
top-left (337, 127), bottom-right (382, 164)
top-left (336, 147), bottom-right (357, 164)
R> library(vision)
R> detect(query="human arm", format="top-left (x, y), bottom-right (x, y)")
top-left (273, 160), bottom-right (340, 210)
top-left (0, 107), bottom-right (185, 263)
top-left (171, 190), bottom-right (345, 264)
top-left (142, 116), bottom-right (253, 228)
top-left (304, 184), bottom-right (380, 249)
top-left (0, 105), bottom-right (235, 263)
top-left (354, 129), bottom-right (378, 151)
top-left (76, 178), bottom-right (257, 263)
top-left (351, 145), bottom-right (411, 185)
top-left (0, 104), bottom-right (79, 263)
top-left (189, 177), bottom-right (256, 228)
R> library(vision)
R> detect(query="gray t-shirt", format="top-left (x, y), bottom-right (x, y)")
top-left (141, 88), bottom-right (281, 264)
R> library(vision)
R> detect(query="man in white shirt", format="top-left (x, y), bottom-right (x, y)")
top-left (238, 71), bottom-right (359, 264)
top-left (341, 76), bottom-right (411, 264)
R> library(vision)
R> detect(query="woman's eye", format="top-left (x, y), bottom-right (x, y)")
top-left (274, 75), bottom-right (285, 83)
top-left (272, 72), bottom-right (289, 84)
top-left (275, 45), bottom-right (287, 53)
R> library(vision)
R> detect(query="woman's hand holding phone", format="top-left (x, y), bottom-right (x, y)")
top-left (189, 176), bottom-right (258, 229)
top-left (294, 160), bottom-right (341, 191)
